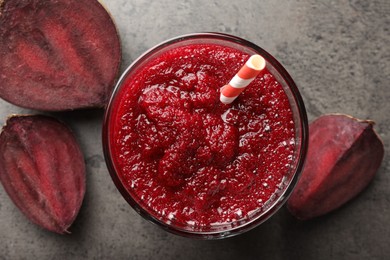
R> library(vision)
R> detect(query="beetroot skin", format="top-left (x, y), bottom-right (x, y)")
top-left (0, 0), bottom-right (121, 111)
top-left (287, 114), bottom-right (384, 220)
top-left (0, 115), bottom-right (86, 234)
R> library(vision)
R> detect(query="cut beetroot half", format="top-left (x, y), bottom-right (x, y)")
top-left (0, 0), bottom-right (121, 111)
top-left (0, 115), bottom-right (86, 234)
top-left (287, 114), bottom-right (384, 220)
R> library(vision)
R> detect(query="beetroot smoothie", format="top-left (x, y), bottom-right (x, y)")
top-left (104, 33), bottom-right (308, 238)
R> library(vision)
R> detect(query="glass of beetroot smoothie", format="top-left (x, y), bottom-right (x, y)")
top-left (103, 33), bottom-right (308, 239)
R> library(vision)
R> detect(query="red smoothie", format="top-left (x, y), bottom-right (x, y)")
top-left (109, 43), bottom-right (295, 230)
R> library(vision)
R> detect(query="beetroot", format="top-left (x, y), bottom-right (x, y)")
top-left (0, 115), bottom-right (86, 233)
top-left (287, 114), bottom-right (384, 220)
top-left (0, 0), bottom-right (121, 111)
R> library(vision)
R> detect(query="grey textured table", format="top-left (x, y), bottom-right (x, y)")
top-left (0, 0), bottom-right (389, 259)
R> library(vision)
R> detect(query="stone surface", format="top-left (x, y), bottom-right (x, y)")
top-left (0, 0), bottom-right (389, 259)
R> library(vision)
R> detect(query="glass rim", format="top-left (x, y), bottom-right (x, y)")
top-left (102, 32), bottom-right (309, 239)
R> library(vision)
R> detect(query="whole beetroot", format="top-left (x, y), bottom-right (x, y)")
top-left (287, 114), bottom-right (384, 220)
top-left (0, 115), bottom-right (86, 233)
top-left (0, 0), bottom-right (121, 111)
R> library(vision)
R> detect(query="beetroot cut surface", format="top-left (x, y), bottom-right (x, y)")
top-left (287, 114), bottom-right (384, 220)
top-left (0, 0), bottom-right (121, 111)
top-left (0, 115), bottom-right (86, 234)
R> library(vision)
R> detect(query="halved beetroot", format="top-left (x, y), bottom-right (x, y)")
top-left (0, 115), bottom-right (86, 233)
top-left (287, 114), bottom-right (384, 220)
top-left (0, 0), bottom-right (121, 111)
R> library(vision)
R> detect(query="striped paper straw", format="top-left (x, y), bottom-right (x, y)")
top-left (220, 54), bottom-right (266, 104)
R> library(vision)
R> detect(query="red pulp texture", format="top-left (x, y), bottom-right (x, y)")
top-left (110, 44), bottom-right (295, 229)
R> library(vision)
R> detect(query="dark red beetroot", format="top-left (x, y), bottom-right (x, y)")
top-left (287, 114), bottom-right (384, 220)
top-left (0, 0), bottom-right (121, 111)
top-left (0, 115), bottom-right (86, 233)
